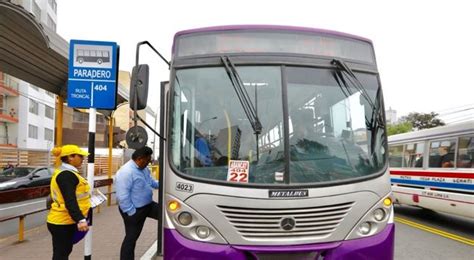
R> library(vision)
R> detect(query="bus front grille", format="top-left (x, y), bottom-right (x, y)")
top-left (217, 202), bottom-right (354, 240)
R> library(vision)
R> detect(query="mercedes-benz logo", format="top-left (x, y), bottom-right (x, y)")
top-left (280, 217), bottom-right (296, 231)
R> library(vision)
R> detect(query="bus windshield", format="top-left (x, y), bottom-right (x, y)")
top-left (170, 65), bottom-right (386, 185)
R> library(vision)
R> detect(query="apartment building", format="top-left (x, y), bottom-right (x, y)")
top-left (0, 0), bottom-right (57, 150)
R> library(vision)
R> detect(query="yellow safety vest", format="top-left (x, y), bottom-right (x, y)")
top-left (47, 168), bottom-right (91, 225)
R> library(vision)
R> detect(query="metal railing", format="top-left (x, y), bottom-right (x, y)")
top-left (0, 190), bottom-right (116, 242)
top-left (0, 168), bottom-right (159, 242)
top-left (0, 179), bottom-right (115, 242)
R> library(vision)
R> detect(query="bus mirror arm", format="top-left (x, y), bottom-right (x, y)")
top-left (135, 41), bottom-right (170, 69)
top-left (136, 113), bottom-right (166, 141)
top-left (130, 41), bottom-right (170, 130)
top-left (130, 41), bottom-right (169, 110)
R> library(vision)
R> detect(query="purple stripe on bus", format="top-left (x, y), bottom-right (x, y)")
top-left (172, 25), bottom-right (372, 54)
top-left (163, 224), bottom-right (394, 259)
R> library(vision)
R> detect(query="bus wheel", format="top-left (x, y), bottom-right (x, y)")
top-left (78, 58), bottom-right (84, 63)
top-left (97, 59), bottom-right (103, 64)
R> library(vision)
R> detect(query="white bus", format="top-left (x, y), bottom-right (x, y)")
top-left (388, 121), bottom-right (474, 218)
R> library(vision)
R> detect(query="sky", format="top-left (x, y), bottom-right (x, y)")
top-left (57, 0), bottom-right (473, 123)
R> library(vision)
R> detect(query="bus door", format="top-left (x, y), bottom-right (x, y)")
top-left (157, 81), bottom-right (169, 256)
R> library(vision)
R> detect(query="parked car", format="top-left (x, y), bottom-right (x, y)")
top-left (0, 167), bottom-right (36, 182)
top-left (0, 167), bottom-right (53, 191)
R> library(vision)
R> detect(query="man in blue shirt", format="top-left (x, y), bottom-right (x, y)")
top-left (195, 136), bottom-right (213, 166)
top-left (115, 146), bottom-right (158, 260)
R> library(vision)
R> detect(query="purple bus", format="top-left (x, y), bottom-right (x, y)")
top-left (133, 25), bottom-right (393, 259)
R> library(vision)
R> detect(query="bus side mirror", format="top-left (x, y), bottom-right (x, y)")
top-left (130, 64), bottom-right (149, 110)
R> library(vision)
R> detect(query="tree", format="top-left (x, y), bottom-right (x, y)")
top-left (401, 112), bottom-right (445, 130)
top-left (387, 121), bottom-right (413, 136)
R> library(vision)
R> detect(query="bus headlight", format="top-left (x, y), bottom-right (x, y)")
top-left (196, 226), bottom-right (211, 239)
top-left (165, 194), bottom-right (227, 244)
top-left (373, 208), bottom-right (386, 221)
top-left (358, 222), bottom-right (372, 235)
top-left (178, 212), bottom-right (193, 226)
top-left (346, 193), bottom-right (393, 240)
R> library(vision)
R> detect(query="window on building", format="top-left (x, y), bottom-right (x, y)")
top-left (4, 74), bottom-right (20, 90)
top-left (29, 100), bottom-right (39, 115)
top-left (31, 85), bottom-right (39, 91)
top-left (73, 111), bottom-right (88, 122)
top-left (97, 115), bottom-right (105, 124)
top-left (47, 15), bottom-right (56, 31)
top-left (29, 124), bottom-right (38, 139)
top-left (32, 1), bottom-right (41, 20)
top-left (389, 145), bottom-right (404, 167)
top-left (48, 0), bottom-right (57, 12)
top-left (46, 91), bottom-right (55, 98)
top-left (74, 111), bottom-right (108, 125)
top-left (45, 128), bottom-right (54, 142)
top-left (404, 142), bottom-right (425, 168)
top-left (45, 105), bottom-right (54, 119)
top-left (428, 139), bottom-right (456, 168)
top-left (457, 135), bottom-right (474, 168)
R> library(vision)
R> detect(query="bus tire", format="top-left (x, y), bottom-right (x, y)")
top-left (78, 58), bottom-right (84, 63)
top-left (97, 59), bottom-right (103, 64)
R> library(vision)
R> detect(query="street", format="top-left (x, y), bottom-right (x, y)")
top-left (2, 198), bottom-right (472, 259)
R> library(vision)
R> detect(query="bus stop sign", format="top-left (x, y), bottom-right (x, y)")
top-left (68, 40), bottom-right (119, 109)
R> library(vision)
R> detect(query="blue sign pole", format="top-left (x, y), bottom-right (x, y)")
top-left (67, 40), bottom-right (119, 260)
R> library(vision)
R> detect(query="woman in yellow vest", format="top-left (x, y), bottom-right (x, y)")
top-left (47, 144), bottom-right (91, 260)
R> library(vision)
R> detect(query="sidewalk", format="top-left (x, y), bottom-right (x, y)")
top-left (0, 203), bottom-right (159, 259)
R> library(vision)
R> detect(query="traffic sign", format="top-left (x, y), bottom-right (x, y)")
top-left (68, 40), bottom-right (119, 109)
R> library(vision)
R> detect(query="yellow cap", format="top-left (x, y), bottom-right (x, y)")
top-left (52, 144), bottom-right (89, 157)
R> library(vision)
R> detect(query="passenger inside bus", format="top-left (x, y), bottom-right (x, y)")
top-left (439, 146), bottom-right (454, 168)
top-left (194, 132), bottom-right (213, 167)
top-left (289, 109), bottom-right (329, 158)
top-left (429, 143), bottom-right (454, 168)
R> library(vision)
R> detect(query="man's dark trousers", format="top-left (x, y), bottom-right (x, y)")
top-left (119, 202), bottom-right (159, 260)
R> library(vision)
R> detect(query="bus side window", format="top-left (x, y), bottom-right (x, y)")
top-left (404, 142), bottom-right (424, 168)
top-left (388, 145), bottom-right (403, 167)
top-left (457, 136), bottom-right (473, 168)
top-left (429, 139), bottom-right (456, 168)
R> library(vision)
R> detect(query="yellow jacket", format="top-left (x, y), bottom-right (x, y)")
top-left (47, 165), bottom-right (91, 225)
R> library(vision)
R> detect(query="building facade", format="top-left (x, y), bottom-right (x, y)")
top-left (0, 0), bottom-right (57, 150)
top-left (386, 107), bottom-right (398, 125)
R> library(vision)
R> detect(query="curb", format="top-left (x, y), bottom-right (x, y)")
top-left (140, 240), bottom-right (159, 260)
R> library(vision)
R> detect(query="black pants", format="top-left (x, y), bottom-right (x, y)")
top-left (119, 202), bottom-right (159, 260)
top-left (47, 223), bottom-right (77, 260)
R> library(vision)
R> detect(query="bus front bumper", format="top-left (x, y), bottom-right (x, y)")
top-left (163, 223), bottom-right (394, 259)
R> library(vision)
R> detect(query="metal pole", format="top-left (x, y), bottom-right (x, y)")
top-left (18, 216), bottom-right (25, 242)
top-left (84, 108), bottom-right (96, 260)
top-left (54, 96), bottom-right (64, 168)
top-left (55, 96), bottom-right (63, 146)
top-left (107, 116), bottom-right (113, 206)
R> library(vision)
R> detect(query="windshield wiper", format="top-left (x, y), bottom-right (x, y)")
top-left (332, 59), bottom-right (375, 109)
top-left (331, 59), bottom-right (385, 162)
top-left (221, 56), bottom-right (263, 135)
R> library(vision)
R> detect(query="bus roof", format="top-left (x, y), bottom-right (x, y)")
top-left (388, 120), bottom-right (474, 144)
top-left (172, 25), bottom-right (372, 55)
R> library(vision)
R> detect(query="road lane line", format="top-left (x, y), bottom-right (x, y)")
top-left (0, 200), bottom-right (45, 211)
top-left (395, 217), bottom-right (474, 246)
